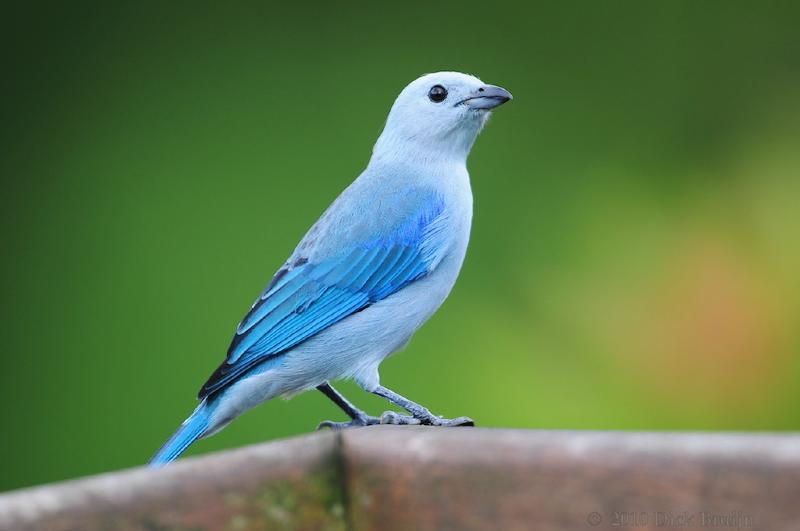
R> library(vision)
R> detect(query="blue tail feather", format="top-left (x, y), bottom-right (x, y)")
top-left (149, 400), bottom-right (212, 467)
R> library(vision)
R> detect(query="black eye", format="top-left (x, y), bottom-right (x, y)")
top-left (428, 85), bottom-right (448, 103)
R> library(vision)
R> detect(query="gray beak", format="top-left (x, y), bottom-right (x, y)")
top-left (460, 84), bottom-right (513, 110)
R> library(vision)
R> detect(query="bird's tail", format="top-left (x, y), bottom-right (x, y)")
top-left (149, 399), bottom-right (214, 468)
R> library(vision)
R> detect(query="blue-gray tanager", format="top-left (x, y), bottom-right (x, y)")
top-left (150, 72), bottom-right (512, 466)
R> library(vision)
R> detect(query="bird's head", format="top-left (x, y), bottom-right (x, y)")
top-left (372, 72), bottom-right (512, 165)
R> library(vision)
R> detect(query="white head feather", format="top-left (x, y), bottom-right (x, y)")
top-left (371, 72), bottom-right (512, 166)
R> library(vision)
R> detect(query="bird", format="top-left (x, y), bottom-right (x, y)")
top-left (149, 71), bottom-right (512, 467)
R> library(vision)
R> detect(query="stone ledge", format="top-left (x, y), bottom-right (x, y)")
top-left (1, 427), bottom-right (799, 530)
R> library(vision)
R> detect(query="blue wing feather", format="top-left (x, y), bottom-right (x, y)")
top-left (198, 191), bottom-right (448, 399)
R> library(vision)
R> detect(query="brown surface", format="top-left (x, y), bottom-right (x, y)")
top-left (1, 427), bottom-right (799, 530)
top-left (0, 430), bottom-right (346, 531)
top-left (342, 428), bottom-right (800, 531)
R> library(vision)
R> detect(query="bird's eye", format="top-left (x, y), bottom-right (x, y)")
top-left (428, 85), bottom-right (448, 103)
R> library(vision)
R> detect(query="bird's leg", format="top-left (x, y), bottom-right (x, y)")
top-left (316, 382), bottom-right (381, 430)
top-left (371, 385), bottom-right (474, 427)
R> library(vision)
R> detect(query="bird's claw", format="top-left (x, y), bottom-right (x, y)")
top-left (381, 411), bottom-right (475, 427)
top-left (432, 415), bottom-right (475, 427)
top-left (316, 414), bottom-right (381, 431)
top-left (317, 412), bottom-right (475, 430)
top-left (419, 415), bottom-right (475, 427)
top-left (379, 411), bottom-right (421, 425)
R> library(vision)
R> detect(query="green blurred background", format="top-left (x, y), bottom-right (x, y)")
top-left (2, 1), bottom-right (799, 492)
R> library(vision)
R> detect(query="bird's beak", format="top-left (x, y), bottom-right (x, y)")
top-left (459, 85), bottom-right (513, 110)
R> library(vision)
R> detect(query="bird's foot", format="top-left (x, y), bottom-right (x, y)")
top-left (316, 413), bottom-right (381, 431)
top-left (425, 415), bottom-right (475, 427)
top-left (381, 410), bottom-right (475, 427)
top-left (378, 411), bottom-right (421, 425)
top-left (317, 412), bottom-right (475, 430)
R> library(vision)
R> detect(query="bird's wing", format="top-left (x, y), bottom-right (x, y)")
top-left (199, 186), bottom-right (450, 398)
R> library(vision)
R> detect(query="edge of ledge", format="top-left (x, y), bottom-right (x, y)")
top-left (2, 427), bottom-right (800, 531)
